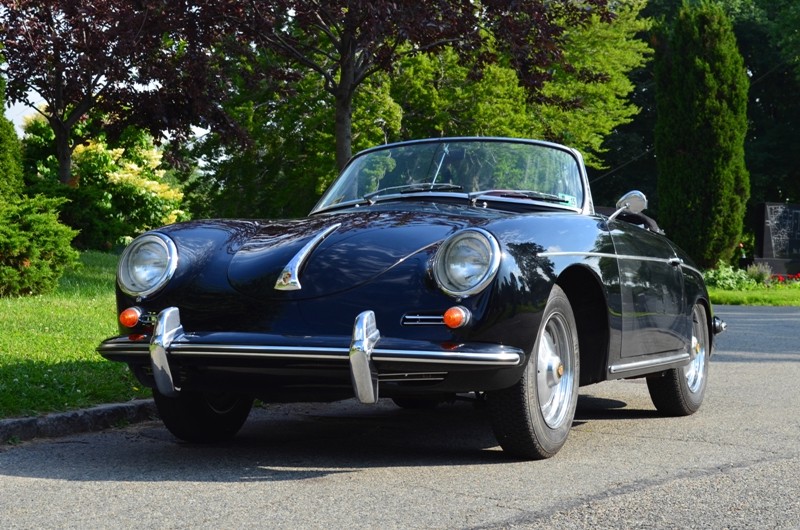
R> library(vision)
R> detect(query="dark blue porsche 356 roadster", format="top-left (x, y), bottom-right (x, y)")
top-left (98, 137), bottom-right (725, 459)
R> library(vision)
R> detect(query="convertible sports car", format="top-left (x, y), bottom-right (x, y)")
top-left (98, 137), bottom-right (725, 459)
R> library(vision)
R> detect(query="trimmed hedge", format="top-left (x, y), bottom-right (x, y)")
top-left (0, 195), bottom-right (79, 297)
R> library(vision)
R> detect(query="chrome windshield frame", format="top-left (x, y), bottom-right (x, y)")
top-left (312, 137), bottom-right (592, 215)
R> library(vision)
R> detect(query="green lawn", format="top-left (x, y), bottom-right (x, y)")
top-left (0, 252), bottom-right (149, 419)
top-left (708, 285), bottom-right (800, 306)
top-left (1, 252), bottom-right (799, 420)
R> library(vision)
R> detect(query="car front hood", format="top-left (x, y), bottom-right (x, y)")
top-left (226, 207), bottom-right (478, 299)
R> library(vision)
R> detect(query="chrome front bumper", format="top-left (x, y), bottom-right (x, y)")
top-left (99, 307), bottom-right (524, 404)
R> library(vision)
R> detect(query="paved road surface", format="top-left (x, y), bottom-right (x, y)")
top-left (1, 306), bottom-right (799, 529)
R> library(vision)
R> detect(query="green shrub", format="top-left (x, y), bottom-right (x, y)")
top-left (0, 195), bottom-right (79, 296)
top-left (746, 261), bottom-right (772, 285)
top-left (703, 261), bottom-right (757, 291)
top-left (23, 118), bottom-right (186, 250)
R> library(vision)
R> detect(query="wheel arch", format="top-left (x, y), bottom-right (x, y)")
top-left (556, 265), bottom-right (610, 386)
top-left (693, 295), bottom-right (715, 351)
top-left (683, 266), bottom-right (716, 350)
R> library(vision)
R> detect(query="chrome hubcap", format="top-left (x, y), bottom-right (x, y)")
top-left (536, 312), bottom-right (574, 428)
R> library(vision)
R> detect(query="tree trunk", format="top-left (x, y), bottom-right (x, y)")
top-left (334, 34), bottom-right (356, 172)
top-left (51, 120), bottom-right (74, 186)
top-left (334, 89), bottom-right (353, 172)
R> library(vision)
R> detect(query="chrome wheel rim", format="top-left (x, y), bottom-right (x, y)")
top-left (536, 311), bottom-right (575, 429)
top-left (685, 306), bottom-right (707, 394)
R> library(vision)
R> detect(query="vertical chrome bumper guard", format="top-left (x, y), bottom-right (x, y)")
top-left (150, 307), bottom-right (183, 397)
top-left (349, 311), bottom-right (381, 404)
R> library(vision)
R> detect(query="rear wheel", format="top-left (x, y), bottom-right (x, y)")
top-left (647, 303), bottom-right (710, 416)
top-left (489, 285), bottom-right (580, 459)
top-left (153, 389), bottom-right (253, 443)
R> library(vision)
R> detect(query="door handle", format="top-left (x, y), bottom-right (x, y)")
top-left (668, 257), bottom-right (683, 267)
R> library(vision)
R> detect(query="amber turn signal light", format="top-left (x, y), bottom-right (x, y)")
top-left (443, 306), bottom-right (471, 329)
top-left (119, 307), bottom-right (142, 328)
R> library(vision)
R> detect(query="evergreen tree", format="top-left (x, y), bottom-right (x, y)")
top-left (0, 77), bottom-right (77, 296)
top-left (0, 78), bottom-right (23, 199)
top-left (655, 1), bottom-right (750, 268)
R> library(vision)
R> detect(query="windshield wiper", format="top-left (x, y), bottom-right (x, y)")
top-left (364, 183), bottom-right (464, 202)
top-left (468, 189), bottom-right (569, 204)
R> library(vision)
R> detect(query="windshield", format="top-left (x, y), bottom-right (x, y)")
top-left (313, 139), bottom-right (585, 212)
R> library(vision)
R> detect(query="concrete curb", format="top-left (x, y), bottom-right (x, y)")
top-left (0, 399), bottom-right (157, 445)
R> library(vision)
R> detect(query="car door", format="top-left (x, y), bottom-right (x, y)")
top-left (608, 220), bottom-right (689, 357)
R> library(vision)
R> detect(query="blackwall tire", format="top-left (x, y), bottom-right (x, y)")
top-left (153, 389), bottom-right (253, 443)
top-left (647, 303), bottom-right (710, 416)
top-left (489, 285), bottom-right (580, 460)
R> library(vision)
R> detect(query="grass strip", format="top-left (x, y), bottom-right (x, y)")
top-left (708, 286), bottom-right (800, 306)
top-left (0, 251), bottom-right (149, 419)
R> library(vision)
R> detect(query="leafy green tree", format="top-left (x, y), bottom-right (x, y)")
top-left (1, 0), bottom-right (228, 185)
top-left (737, 4), bottom-right (800, 207)
top-left (655, 1), bottom-right (750, 268)
top-left (187, 1), bottom-right (649, 219)
top-left (733, 0), bottom-right (800, 229)
top-left (212, 0), bottom-right (614, 170)
top-left (393, 0), bottom-right (651, 168)
top-left (529, 0), bottom-right (652, 167)
top-left (392, 48), bottom-right (535, 140)
top-left (760, 0), bottom-right (800, 81)
top-left (23, 116), bottom-right (186, 249)
top-left (185, 56), bottom-right (402, 219)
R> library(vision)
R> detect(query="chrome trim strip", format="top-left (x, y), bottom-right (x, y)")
top-left (149, 307), bottom-right (183, 397)
top-left (274, 223), bottom-right (342, 291)
top-left (349, 310), bottom-right (381, 404)
top-left (100, 341), bottom-right (522, 366)
top-left (372, 349), bottom-right (521, 365)
top-left (173, 346), bottom-right (522, 365)
top-left (608, 351), bottom-right (690, 374)
top-left (539, 251), bottom-right (671, 264)
top-left (402, 314), bottom-right (445, 326)
top-left (537, 251), bottom-right (703, 276)
top-left (173, 344), bottom-right (348, 358)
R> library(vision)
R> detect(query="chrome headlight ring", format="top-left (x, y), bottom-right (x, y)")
top-left (433, 228), bottom-right (501, 298)
top-left (117, 233), bottom-right (178, 298)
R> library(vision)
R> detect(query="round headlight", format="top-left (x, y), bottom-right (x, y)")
top-left (433, 229), bottom-right (501, 298)
top-left (117, 233), bottom-right (178, 298)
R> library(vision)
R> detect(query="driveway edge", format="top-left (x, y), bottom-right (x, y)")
top-left (0, 399), bottom-right (157, 445)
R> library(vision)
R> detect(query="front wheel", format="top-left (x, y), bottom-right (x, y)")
top-left (489, 285), bottom-right (580, 459)
top-left (153, 389), bottom-right (253, 443)
top-left (647, 303), bottom-right (710, 416)
top-left (391, 397), bottom-right (441, 409)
